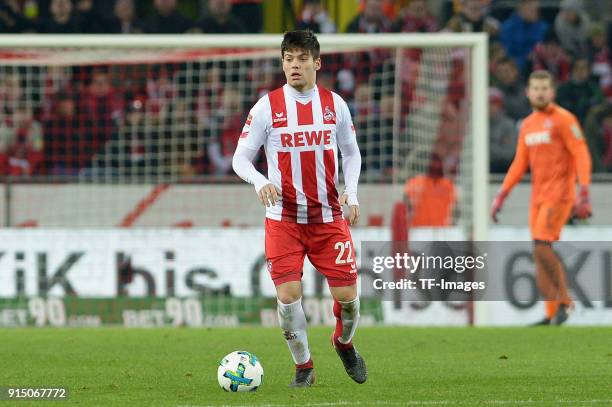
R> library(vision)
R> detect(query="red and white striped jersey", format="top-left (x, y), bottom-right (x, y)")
top-left (238, 84), bottom-right (357, 223)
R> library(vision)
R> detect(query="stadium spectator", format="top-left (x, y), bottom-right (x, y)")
top-left (444, 0), bottom-right (499, 37)
top-left (489, 88), bottom-right (517, 173)
top-left (557, 58), bottom-right (604, 125)
top-left (0, 103), bottom-right (44, 175)
top-left (446, 53), bottom-right (467, 108)
top-left (43, 90), bottom-right (85, 174)
top-left (352, 84), bottom-right (376, 174)
top-left (488, 41), bottom-right (508, 73)
top-left (366, 0), bottom-right (399, 21)
top-left (0, 70), bottom-right (22, 120)
top-left (197, 0), bottom-right (245, 34)
top-left (403, 153), bottom-right (456, 227)
top-left (344, 0), bottom-right (393, 94)
top-left (500, 0), bottom-right (548, 70)
top-left (345, 0), bottom-right (393, 33)
top-left (38, 0), bottom-right (80, 33)
top-left (584, 104), bottom-right (612, 172)
top-left (146, 64), bottom-right (177, 123)
top-left (207, 87), bottom-right (244, 175)
top-left (492, 57), bottom-right (531, 121)
top-left (78, 68), bottom-right (123, 169)
top-left (375, 94), bottom-right (395, 174)
top-left (230, 0), bottom-right (263, 33)
top-left (94, 99), bottom-right (148, 178)
top-left (356, 91), bottom-right (393, 177)
top-left (394, 0), bottom-right (439, 33)
top-left (163, 98), bottom-right (201, 178)
top-left (528, 31), bottom-right (571, 83)
top-left (296, 0), bottom-right (336, 34)
top-left (196, 63), bottom-right (224, 130)
top-left (434, 101), bottom-right (464, 177)
top-left (554, 0), bottom-right (590, 57)
top-left (74, 0), bottom-right (110, 33)
top-left (142, 0), bottom-right (194, 34)
top-left (587, 23), bottom-right (612, 100)
top-left (0, 0), bottom-right (35, 32)
top-left (108, 0), bottom-right (142, 34)
top-left (40, 66), bottom-right (75, 122)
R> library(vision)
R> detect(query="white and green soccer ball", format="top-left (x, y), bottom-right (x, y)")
top-left (217, 351), bottom-right (264, 392)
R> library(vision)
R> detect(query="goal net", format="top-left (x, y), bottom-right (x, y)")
top-left (0, 34), bottom-right (487, 327)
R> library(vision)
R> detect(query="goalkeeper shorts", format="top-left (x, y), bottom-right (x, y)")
top-left (529, 200), bottom-right (573, 242)
top-left (264, 218), bottom-right (358, 287)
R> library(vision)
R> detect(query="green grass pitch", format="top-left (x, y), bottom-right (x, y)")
top-left (1, 327), bottom-right (611, 406)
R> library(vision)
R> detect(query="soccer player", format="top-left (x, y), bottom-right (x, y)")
top-left (232, 30), bottom-right (366, 387)
top-left (491, 70), bottom-right (592, 325)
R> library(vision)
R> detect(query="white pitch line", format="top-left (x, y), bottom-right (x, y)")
top-left (176, 400), bottom-right (612, 407)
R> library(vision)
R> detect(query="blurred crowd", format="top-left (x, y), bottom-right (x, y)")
top-left (1, 0), bottom-right (612, 179)
top-left (0, 0), bottom-right (263, 34)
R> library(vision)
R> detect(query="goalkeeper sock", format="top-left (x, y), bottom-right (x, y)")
top-left (545, 300), bottom-right (558, 320)
top-left (333, 297), bottom-right (360, 349)
top-left (277, 298), bottom-right (312, 367)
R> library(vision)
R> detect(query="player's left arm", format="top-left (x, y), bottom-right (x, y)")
top-left (559, 115), bottom-right (593, 219)
top-left (336, 96), bottom-right (361, 226)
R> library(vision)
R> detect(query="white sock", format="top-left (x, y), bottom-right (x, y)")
top-left (338, 297), bottom-right (360, 344)
top-left (277, 297), bottom-right (311, 365)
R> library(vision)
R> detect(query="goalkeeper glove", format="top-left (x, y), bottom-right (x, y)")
top-left (573, 185), bottom-right (592, 220)
top-left (490, 189), bottom-right (508, 223)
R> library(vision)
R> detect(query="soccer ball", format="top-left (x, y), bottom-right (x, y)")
top-left (217, 351), bottom-right (264, 392)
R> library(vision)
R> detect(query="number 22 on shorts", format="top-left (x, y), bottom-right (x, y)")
top-left (334, 241), bottom-right (353, 265)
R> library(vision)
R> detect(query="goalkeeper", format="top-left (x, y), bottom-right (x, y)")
top-left (491, 70), bottom-right (592, 325)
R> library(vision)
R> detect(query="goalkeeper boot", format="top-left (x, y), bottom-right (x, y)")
top-left (333, 337), bottom-right (367, 384)
top-left (530, 317), bottom-right (551, 327)
top-left (552, 303), bottom-right (572, 325)
top-left (289, 367), bottom-right (315, 388)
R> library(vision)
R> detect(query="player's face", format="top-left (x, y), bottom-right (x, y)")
top-left (526, 78), bottom-right (555, 110)
top-left (282, 49), bottom-right (321, 92)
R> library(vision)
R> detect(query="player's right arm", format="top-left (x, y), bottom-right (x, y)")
top-left (491, 129), bottom-right (529, 223)
top-left (232, 99), bottom-right (281, 207)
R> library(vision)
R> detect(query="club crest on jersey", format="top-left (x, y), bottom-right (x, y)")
top-left (245, 114), bottom-right (253, 126)
top-left (323, 106), bottom-right (335, 122)
top-left (273, 111), bottom-right (287, 124)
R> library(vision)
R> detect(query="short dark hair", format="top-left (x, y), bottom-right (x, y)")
top-left (281, 30), bottom-right (320, 60)
top-left (497, 57), bottom-right (517, 68)
top-left (528, 70), bottom-right (555, 87)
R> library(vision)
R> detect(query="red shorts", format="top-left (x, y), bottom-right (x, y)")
top-left (264, 218), bottom-right (358, 287)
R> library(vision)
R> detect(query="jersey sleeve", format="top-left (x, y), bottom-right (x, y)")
top-left (558, 113), bottom-right (592, 186)
top-left (334, 94), bottom-right (357, 146)
top-left (237, 96), bottom-right (269, 151)
top-left (501, 127), bottom-right (530, 193)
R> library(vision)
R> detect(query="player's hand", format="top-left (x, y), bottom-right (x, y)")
top-left (573, 185), bottom-right (592, 220)
top-left (490, 189), bottom-right (508, 224)
top-left (258, 183), bottom-right (281, 207)
top-left (339, 194), bottom-right (359, 226)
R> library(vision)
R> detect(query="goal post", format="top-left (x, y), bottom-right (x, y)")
top-left (0, 33), bottom-right (488, 237)
top-left (0, 33), bottom-right (488, 327)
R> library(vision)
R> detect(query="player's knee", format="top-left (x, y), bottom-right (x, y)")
top-left (277, 294), bottom-right (301, 304)
top-left (276, 289), bottom-right (301, 304)
top-left (276, 281), bottom-right (302, 304)
top-left (330, 285), bottom-right (357, 303)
